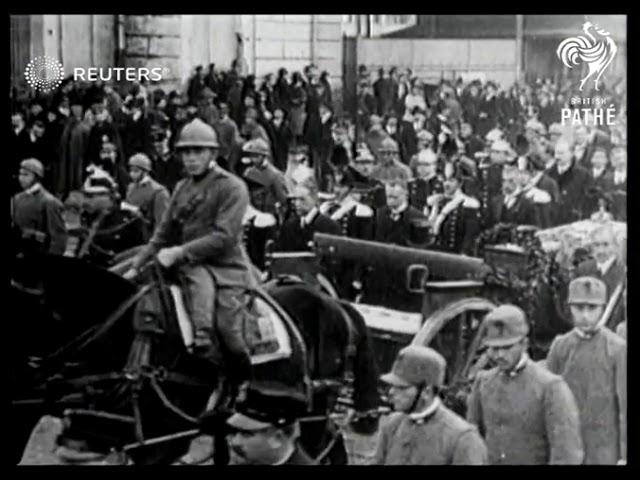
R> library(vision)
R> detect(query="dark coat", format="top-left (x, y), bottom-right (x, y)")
top-left (152, 152), bottom-right (184, 194)
top-left (57, 118), bottom-right (92, 197)
top-left (487, 193), bottom-right (539, 228)
top-left (547, 160), bottom-right (593, 225)
top-left (86, 121), bottom-right (125, 168)
top-left (277, 210), bottom-right (342, 252)
top-left (586, 168), bottom-right (615, 216)
top-left (374, 205), bottom-right (425, 247)
top-left (243, 163), bottom-right (288, 215)
top-left (267, 120), bottom-right (293, 172)
top-left (408, 176), bottom-right (444, 213)
top-left (433, 195), bottom-right (482, 255)
top-left (398, 121), bottom-right (418, 161)
top-left (374, 77), bottom-right (395, 116)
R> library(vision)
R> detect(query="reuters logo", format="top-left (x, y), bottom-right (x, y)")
top-left (24, 56), bottom-right (65, 92)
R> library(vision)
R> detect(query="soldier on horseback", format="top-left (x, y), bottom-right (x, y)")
top-left (124, 118), bottom-right (256, 390)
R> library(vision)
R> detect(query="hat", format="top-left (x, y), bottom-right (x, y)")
top-left (242, 138), bottom-right (271, 157)
top-left (381, 345), bottom-right (446, 387)
top-left (354, 150), bottom-right (375, 163)
top-left (568, 276), bottom-right (607, 305)
top-left (20, 158), bottom-right (44, 178)
top-left (379, 137), bottom-right (399, 153)
top-left (483, 305), bottom-right (529, 347)
top-left (514, 134), bottom-right (530, 156)
top-left (128, 153), bottom-right (152, 172)
top-left (416, 130), bottom-right (434, 143)
top-left (226, 382), bottom-right (308, 431)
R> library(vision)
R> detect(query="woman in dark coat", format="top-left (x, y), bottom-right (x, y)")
top-left (266, 108), bottom-right (293, 172)
top-left (274, 68), bottom-right (290, 113)
top-left (288, 72), bottom-right (308, 142)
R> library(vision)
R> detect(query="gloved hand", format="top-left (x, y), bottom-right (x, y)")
top-left (157, 246), bottom-right (185, 268)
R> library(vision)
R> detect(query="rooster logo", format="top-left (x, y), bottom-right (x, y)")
top-left (557, 21), bottom-right (617, 91)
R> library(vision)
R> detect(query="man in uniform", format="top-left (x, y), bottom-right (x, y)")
top-left (125, 118), bottom-right (256, 388)
top-left (474, 139), bottom-right (511, 227)
top-left (374, 345), bottom-right (488, 465)
top-left (372, 137), bottom-right (413, 184)
top-left (517, 155), bottom-right (556, 228)
top-left (466, 305), bottom-right (584, 465)
top-left (12, 158), bottom-right (67, 256)
top-left (375, 180), bottom-right (425, 247)
top-left (408, 149), bottom-right (443, 216)
top-left (224, 382), bottom-right (315, 465)
top-left (546, 277), bottom-right (626, 465)
top-left (574, 223), bottom-right (625, 330)
top-left (319, 174), bottom-right (375, 240)
top-left (427, 164), bottom-right (481, 255)
top-left (241, 138), bottom-right (288, 216)
top-left (124, 153), bottom-right (170, 241)
top-left (350, 150), bottom-right (386, 209)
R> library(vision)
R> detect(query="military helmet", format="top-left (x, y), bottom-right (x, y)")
top-left (381, 345), bottom-right (446, 387)
top-left (242, 138), bottom-right (271, 157)
top-left (20, 158), bottom-right (44, 178)
top-left (483, 305), bottom-right (529, 347)
top-left (128, 153), bottom-right (152, 172)
top-left (568, 276), bottom-right (607, 306)
top-left (379, 137), bottom-right (400, 153)
top-left (175, 118), bottom-right (220, 149)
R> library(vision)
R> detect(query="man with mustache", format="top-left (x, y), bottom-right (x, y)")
top-left (225, 383), bottom-right (315, 465)
top-left (466, 305), bottom-right (584, 464)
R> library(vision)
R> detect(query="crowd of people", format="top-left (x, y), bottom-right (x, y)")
top-left (11, 59), bottom-right (627, 466)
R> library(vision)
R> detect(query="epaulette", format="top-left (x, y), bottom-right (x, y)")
top-left (462, 196), bottom-right (480, 209)
top-left (354, 203), bottom-right (374, 218)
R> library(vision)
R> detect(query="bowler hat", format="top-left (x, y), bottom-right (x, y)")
top-left (483, 305), bottom-right (529, 347)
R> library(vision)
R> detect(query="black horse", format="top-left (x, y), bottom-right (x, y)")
top-left (15, 258), bottom-right (381, 464)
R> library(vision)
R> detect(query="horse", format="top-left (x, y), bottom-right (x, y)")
top-left (17, 259), bottom-right (381, 465)
top-left (10, 252), bottom-right (138, 463)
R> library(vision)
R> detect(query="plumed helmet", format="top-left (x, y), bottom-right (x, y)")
top-left (175, 118), bottom-right (220, 149)
top-left (20, 158), bottom-right (44, 178)
top-left (242, 138), bottom-right (271, 157)
top-left (128, 153), bottom-right (152, 172)
top-left (379, 137), bottom-right (400, 153)
top-left (381, 345), bottom-right (447, 387)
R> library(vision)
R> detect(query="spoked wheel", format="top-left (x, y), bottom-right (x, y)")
top-left (412, 298), bottom-right (496, 416)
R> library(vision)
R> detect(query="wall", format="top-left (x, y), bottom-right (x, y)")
top-left (355, 38), bottom-right (517, 87)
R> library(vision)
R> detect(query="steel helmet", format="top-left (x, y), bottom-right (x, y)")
top-left (242, 138), bottom-right (271, 157)
top-left (381, 345), bottom-right (446, 387)
top-left (20, 158), bottom-right (44, 178)
top-left (379, 137), bottom-right (400, 153)
top-left (128, 153), bottom-right (152, 172)
top-left (175, 118), bottom-right (220, 149)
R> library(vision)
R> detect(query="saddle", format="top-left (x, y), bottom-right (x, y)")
top-left (166, 281), bottom-right (293, 365)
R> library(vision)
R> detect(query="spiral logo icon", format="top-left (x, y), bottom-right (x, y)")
top-left (24, 56), bottom-right (65, 92)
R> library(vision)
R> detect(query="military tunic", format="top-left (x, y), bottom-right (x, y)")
top-left (546, 328), bottom-right (626, 464)
top-left (125, 176), bottom-right (170, 238)
top-left (408, 176), bottom-right (443, 214)
top-left (467, 359), bottom-right (584, 465)
top-left (374, 401), bottom-right (488, 465)
top-left (431, 194), bottom-right (481, 255)
top-left (12, 185), bottom-right (68, 255)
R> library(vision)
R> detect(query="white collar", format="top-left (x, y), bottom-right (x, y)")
top-left (409, 396), bottom-right (441, 423)
top-left (592, 167), bottom-right (605, 178)
top-left (137, 175), bottom-right (151, 186)
top-left (272, 444), bottom-right (297, 465)
top-left (614, 170), bottom-right (627, 183)
top-left (573, 326), bottom-right (601, 340)
top-left (25, 183), bottom-right (42, 195)
top-left (302, 207), bottom-right (319, 226)
top-left (391, 202), bottom-right (408, 216)
top-left (597, 255), bottom-right (616, 274)
top-left (557, 162), bottom-right (572, 175)
top-left (503, 352), bottom-right (529, 377)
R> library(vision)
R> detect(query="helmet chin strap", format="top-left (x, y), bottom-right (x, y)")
top-left (406, 382), bottom-right (426, 413)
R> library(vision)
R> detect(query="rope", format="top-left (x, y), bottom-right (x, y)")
top-left (313, 429), bottom-right (340, 464)
top-left (148, 374), bottom-right (199, 425)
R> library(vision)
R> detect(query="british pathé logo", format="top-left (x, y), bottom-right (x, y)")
top-left (556, 20), bottom-right (617, 92)
top-left (24, 56), bottom-right (65, 92)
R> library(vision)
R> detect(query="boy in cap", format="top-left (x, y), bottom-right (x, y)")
top-left (546, 277), bottom-right (626, 465)
top-left (241, 138), bottom-right (288, 216)
top-left (225, 382), bottom-right (315, 465)
top-left (12, 158), bottom-right (68, 255)
top-left (467, 305), bottom-right (584, 464)
top-left (374, 345), bottom-right (488, 465)
top-left (124, 153), bottom-right (170, 240)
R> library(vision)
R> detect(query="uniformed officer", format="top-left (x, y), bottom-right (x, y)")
top-left (12, 158), bottom-right (68, 256)
top-left (124, 153), bottom-right (170, 240)
top-left (474, 139), bottom-right (511, 227)
top-left (241, 138), bottom-right (288, 216)
top-left (372, 137), bottom-right (413, 184)
top-left (126, 118), bottom-right (256, 387)
top-left (467, 305), bottom-right (584, 465)
top-left (319, 173), bottom-right (375, 240)
top-left (350, 150), bottom-right (386, 209)
top-left (427, 163), bottom-right (481, 255)
top-left (546, 277), bottom-right (626, 465)
top-left (374, 345), bottom-right (488, 465)
top-left (408, 149), bottom-right (443, 215)
top-left (224, 382), bottom-right (315, 465)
